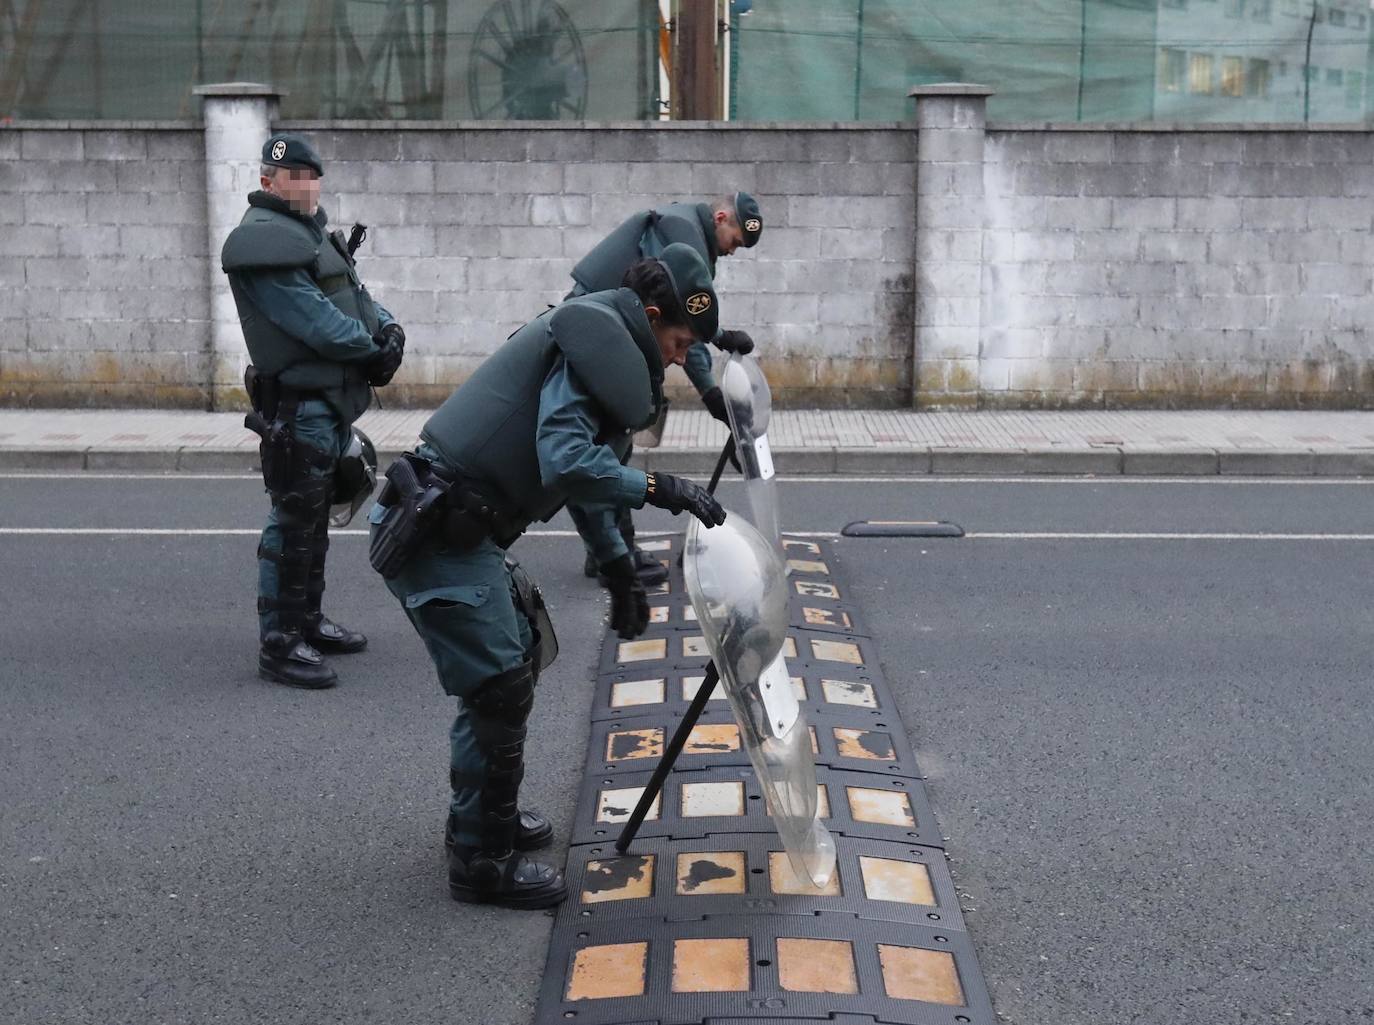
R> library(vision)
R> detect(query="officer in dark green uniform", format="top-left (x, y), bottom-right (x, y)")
top-left (565, 193), bottom-right (763, 585)
top-left (222, 133), bottom-right (406, 690)
top-left (370, 243), bottom-right (726, 909)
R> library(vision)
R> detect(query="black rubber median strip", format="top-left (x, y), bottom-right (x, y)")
top-left (842, 520), bottom-right (965, 538)
top-left (536, 535), bottom-right (994, 1025)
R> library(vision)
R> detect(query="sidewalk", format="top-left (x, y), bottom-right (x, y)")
top-left (3, 407), bottom-right (1374, 475)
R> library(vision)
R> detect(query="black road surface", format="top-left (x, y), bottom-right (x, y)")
top-left (2, 472), bottom-right (1372, 1024)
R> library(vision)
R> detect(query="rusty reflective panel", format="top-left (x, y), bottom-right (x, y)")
top-left (597, 786), bottom-right (660, 823)
top-left (833, 727), bottom-right (895, 761)
top-left (768, 851), bottom-right (841, 896)
top-left (681, 675), bottom-right (727, 702)
top-left (582, 855), bottom-right (655, 904)
top-left (566, 941), bottom-right (649, 1000)
top-left (681, 780), bottom-right (745, 817)
top-left (639, 538), bottom-right (672, 552)
top-left (877, 944), bottom-right (966, 1006)
top-left (847, 786), bottom-right (916, 827)
top-left (618, 638), bottom-right (667, 663)
top-left (783, 539), bottom-right (821, 555)
top-left (803, 606), bottom-right (852, 629)
top-left (606, 727), bottom-right (665, 761)
top-left (682, 635), bottom-right (711, 658)
top-left (809, 726), bottom-right (819, 754)
top-left (766, 783), bottom-right (829, 820)
top-left (671, 938), bottom-right (751, 993)
top-left (795, 580), bottom-right (840, 599)
top-left (781, 636), bottom-right (798, 659)
top-left (684, 723), bottom-right (741, 755)
top-left (821, 678), bottom-right (877, 708)
top-left (610, 678), bottom-right (666, 708)
top-left (647, 580), bottom-right (670, 595)
top-left (859, 856), bottom-right (936, 906)
top-left (790, 676), bottom-right (807, 700)
top-left (777, 938), bottom-right (859, 994)
top-left (649, 606), bottom-right (670, 624)
top-left (682, 604), bottom-right (698, 622)
top-left (811, 638), bottom-right (863, 664)
top-left (787, 559), bottom-right (830, 575)
top-left (675, 851), bottom-right (746, 895)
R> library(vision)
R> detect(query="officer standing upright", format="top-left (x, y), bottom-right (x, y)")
top-left (369, 244), bottom-right (727, 909)
top-left (221, 133), bottom-right (407, 690)
top-left (565, 192), bottom-right (763, 585)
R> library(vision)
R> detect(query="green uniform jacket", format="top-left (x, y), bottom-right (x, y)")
top-left (221, 191), bottom-right (391, 424)
top-left (569, 202), bottom-right (721, 396)
top-left (420, 288), bottom-right (658, 537)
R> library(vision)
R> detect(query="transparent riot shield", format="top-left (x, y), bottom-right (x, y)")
top-left (684, 512), bottom-right (837, 888)
top-left (718, 353), bottom-right (780, 552)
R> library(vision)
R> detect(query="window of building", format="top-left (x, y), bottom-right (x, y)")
top-left (1251, 0), bottom-right (1272, 19)
top-left (1328, 67), bottom-right (1344, 86)
top-left (1357, 13), bottom-right (1367, 29)
top-left (1189, 52), bottom-right (1215, 93)
top-left (1162, 0), bottom-right (1187, 7)
top-left (1346, 70), bottom-right (1363, 107)
top-left (1222, 56), bottom-right (1245, 95)
top-left (1223, 0), bottom-right (1245, 15)
top-left (1281, 0), bottom-right (1300, 13)
top-left (1279, 60), bottom-right (1289, 75)
top-left (1159, 47), bottom-right (1187, 92)
top-left (1329, 6), bottom-right (1347, 24)
top-left (1247, 58), bottom-right (1271, 97)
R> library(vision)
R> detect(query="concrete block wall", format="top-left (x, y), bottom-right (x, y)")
top-left (0, 126), bottom-right (210, 407)
top-left (978, 127), bottom-right (1374, 409)
top-left (278, 124), bottom-right (916, 408)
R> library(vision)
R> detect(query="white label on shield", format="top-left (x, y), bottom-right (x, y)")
top-left (758, 652), bottom-right (799, 737)
top-left (754, 433), bottom-right (775, 480)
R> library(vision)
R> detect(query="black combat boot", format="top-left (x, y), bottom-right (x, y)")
top-left (448, 810), bottom-right (566, 909)
top-left (258, 631), bottom-right (338, 689)
top-left (304, 614), bottom-right (368, 654)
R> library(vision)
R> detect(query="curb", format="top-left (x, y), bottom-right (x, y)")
top-left (4, 445), bottom-right (1374, 476)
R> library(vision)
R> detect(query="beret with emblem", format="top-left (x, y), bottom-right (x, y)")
top-left (657, 242), bottom-right (719, 342)
top-left (734, 191), bottom-right (762, 247)
top-left (262, 133), bottom-right (324, 176)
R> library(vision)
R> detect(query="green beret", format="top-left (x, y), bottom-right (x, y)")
top-left (262, 133), bottom-right (324, 176)
top-left (735, 191), bottom-right (762, 247)
top-left (657, 242), bottom-right (719, 342)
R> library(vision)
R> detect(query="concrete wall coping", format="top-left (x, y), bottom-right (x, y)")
top-left (908, 83), bottom-right (996, 98)
top-left (988, 121), bottom-right (1374, 133)
top-left (192, 83), bottom-right (285, 98)
top-left (2, 121), bottom-right (202, 131)
top-left (275, 119), bottom-right (913, 131)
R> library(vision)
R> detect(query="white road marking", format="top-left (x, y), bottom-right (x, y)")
top-left (965, 531), bottom-right (1374, 541)
top-left (3, 473), bottom-right (1374, 486)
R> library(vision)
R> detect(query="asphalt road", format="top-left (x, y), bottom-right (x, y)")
top-left (2, 472), bottom-right (1372, 1025)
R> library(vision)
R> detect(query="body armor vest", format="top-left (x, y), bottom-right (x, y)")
top-left (420, 289), bottom-right (662, 529)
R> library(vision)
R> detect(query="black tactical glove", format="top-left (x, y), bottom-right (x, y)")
top-left (601, 553), bottom-right (649, 639)
top-left (643, 472), bottom-right (727, 528)
top-left (714, 329), bottom-right (755, 355)
top-left (701, 386), bottom-right (729, 424)
top-left (366, 323), bottom-right (405, 386)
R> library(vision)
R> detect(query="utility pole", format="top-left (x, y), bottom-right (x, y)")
top-left (673, 0), bottom-right (720, 119)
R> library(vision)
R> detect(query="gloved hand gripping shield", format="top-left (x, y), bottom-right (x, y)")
top-left (684, 513), bottom-right (836, 888)
top-left (719, 354), bottom-right (779, 551)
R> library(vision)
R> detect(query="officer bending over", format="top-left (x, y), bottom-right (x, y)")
top-left (565, 192), bottom-right (763, 586)
top-left (369, 244), bottom-right (726, 909)
top-left (221, 133), bottom-right (406, 689)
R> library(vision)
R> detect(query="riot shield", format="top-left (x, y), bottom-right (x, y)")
top-left (718, 353), bottom-right (780, 552)
top-left (684, 512), bottom-right (837, 888)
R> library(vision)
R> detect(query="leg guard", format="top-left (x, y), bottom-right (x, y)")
top-left (465, 660), bottom-right (536, 858)
top-left (259, 475), bottom-right (332, 637)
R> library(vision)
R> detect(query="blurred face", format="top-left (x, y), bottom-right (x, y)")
top-left (262, 167), bottom-right (321, 216)
top-left (646, 306), bottom-right (697, 367)
top-left (713, 209), bottom-right (745, 256)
